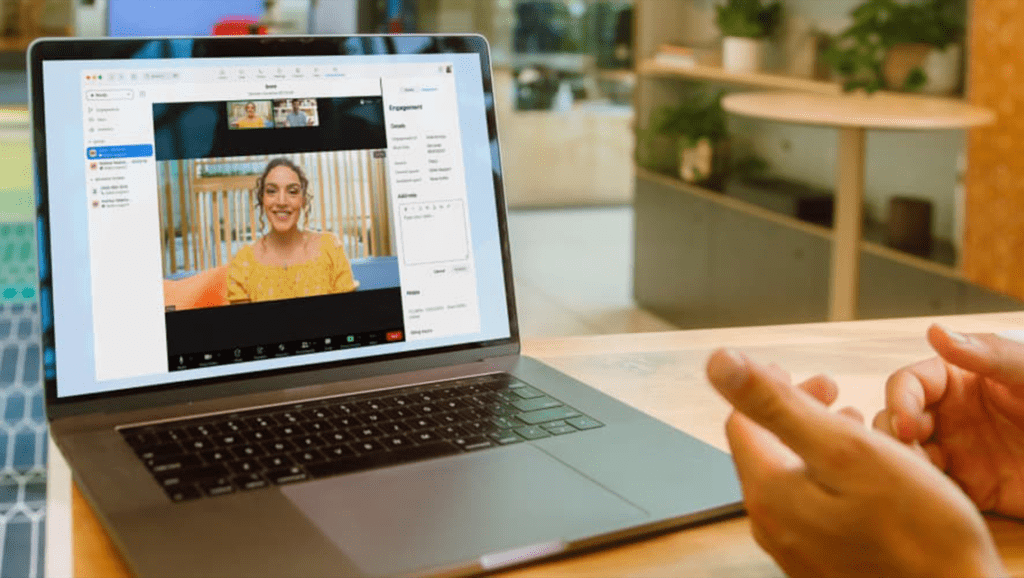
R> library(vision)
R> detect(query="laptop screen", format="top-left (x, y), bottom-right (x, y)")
top-left (31, 37), bottom-right (515, 401)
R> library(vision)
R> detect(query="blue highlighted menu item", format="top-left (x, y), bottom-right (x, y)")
top-left (86, 144), bottom-right (154, 159)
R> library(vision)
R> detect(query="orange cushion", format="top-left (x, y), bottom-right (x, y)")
top-left (163, 266), bottom-right (229, 311)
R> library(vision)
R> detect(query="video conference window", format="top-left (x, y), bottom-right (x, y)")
top-left (273, 98), bottom-right (319, 128)
top-left (153, 96), bottom-right (403, 370)
top-left (227, 100), bottom-right (273, 130)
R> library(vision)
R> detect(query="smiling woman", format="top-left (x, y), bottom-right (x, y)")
top-left (226, 158), bottom-right (357, 304)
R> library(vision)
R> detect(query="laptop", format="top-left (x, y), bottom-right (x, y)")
top-left (29, 35), bottom-right (741, 577)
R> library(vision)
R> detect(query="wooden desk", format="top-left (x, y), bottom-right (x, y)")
top-left (74, 312), bottom-right (1024, 577)
top-left (721, 91), bottom-right (995, 323)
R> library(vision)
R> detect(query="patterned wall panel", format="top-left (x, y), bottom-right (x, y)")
top-left (964, 0), bottom-right (1024, 298)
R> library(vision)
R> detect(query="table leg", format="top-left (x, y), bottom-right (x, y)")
top-left (830, 127), bottom-right (866, 321)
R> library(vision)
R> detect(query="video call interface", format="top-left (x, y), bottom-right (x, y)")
top-left (153, 96), bottom-right (406, 371)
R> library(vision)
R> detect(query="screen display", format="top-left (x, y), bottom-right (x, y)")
top-left (34, 38), bottom-right (513, 400)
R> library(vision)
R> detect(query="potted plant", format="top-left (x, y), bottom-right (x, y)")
top-left (715, 0), bottom-right (783, 73)
top-left (636, 91), bottom-right (728, 186)
top-left (822, 0), bottom-right (965, 94)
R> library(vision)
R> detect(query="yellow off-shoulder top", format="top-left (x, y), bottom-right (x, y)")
top-left (226, 233), bottom-right (356, 303)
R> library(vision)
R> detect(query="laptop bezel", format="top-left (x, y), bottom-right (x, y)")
top-left (29, 34), bottom-right (521, 419)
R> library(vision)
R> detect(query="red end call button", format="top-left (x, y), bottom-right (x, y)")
top-left (386, 331), bottom-right (404, 342)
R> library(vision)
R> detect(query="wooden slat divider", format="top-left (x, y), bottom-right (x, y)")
top-left (333, 150), bottom-right (344, 243)
top-left (344, 151), bottom-right (356, 257)
top-left (360, 151), bottom-right (371, 258)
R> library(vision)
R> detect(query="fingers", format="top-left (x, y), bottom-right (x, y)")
top-left (707, 349), bottom-right (863, 485)
top-left (928, 324), bottom-right (1024, 389)
top-left (883, 356), bottom-right (948, 443)
top-left (796, 374), bottom-right (838, 406)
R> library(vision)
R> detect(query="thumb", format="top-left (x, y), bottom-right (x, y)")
top-left (928, 324), bottom-right (1024, 389)
top-left (706, 349), bottom-right (861, 486)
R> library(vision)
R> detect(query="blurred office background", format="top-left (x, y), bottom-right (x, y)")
top-left (4, 0), bottom-right (1024, 342)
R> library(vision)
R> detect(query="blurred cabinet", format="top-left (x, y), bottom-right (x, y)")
top-left (0, 0), bottom-right (72, 51)
top-left (634, 169), bottom-right (1021, 329)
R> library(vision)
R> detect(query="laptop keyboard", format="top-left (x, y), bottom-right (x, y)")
top-left (121, 374), bottom-right (604, 502)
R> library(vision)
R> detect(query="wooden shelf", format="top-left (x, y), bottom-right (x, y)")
top-left (638, 58), bottom-right (842, 95)
top-left (635, 166), bottom-right (963, 280)
top-left (0, 37), bottom-right (33, 52)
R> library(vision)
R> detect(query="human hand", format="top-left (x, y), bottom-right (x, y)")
top-left (874, 324), bottom-right (1024, 520)
top-left (706, 349), bottom-right (1006, 578)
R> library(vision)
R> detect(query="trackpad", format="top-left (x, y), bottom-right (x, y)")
top-left (282, 444), bottom-right (647, 575)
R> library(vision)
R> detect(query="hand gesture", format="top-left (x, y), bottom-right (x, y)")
top-left (706, 349), bottom-right (1005, 578)
top-left (874, 324), bottom-right (1024, 519)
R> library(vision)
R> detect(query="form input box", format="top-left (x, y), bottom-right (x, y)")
top-left (399, 200), bottom-right (469, 265)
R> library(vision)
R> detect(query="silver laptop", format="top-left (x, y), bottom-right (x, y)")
top-left (29, 34), bottom-right (741, 577)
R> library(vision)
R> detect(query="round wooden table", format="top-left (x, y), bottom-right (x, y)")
top-left (721, 91), bottom-right (995, 321)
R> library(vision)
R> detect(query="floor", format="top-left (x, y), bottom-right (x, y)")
top-left (506, 206), bottom-right (678, 339)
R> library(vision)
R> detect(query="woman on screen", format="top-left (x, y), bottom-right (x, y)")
top-left (233, 101), bottom-right (270, 129)
top-left (227, 158), bottom-right (357, 304)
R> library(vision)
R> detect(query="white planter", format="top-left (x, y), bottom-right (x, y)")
top-left (679, 138), bottom-right (714, 183)
top-left (884, 43), bottom-right (962, 95)
top-left (722, 36), bottom-right (765, 73)
top-left (921, 44), bottom-right (962, 95)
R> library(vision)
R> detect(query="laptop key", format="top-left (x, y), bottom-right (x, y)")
top-left (166, 484), bottom-right (202, 502)
top-left (348, 425), bottom-right (384, 439)
top-left (381, 435), bottom-right (413, 449)
top-left (259, 455), bottom-right (295, 470)
top-left (146, 454), bottom-right (202, 473)
top-left (242, 429), bottom-right (272, 443)
top-left (319, 431), bottom-right (349, 445)
top-left (329, 415), bottom-right (363, 429)
top-left (544, 424), bottom-right (578, 436)
top-left (304, 420), bottom-right (333, 434)
top-left (322, 444), bottom-right (357, 459)
top-left (215, 434), bottom-right (242, 447)
top-left (227, 459), bottom-right (260, 474)
top-left (272, 424), bottom-right (306, 438)
top-left (440, 398), bottom-right (467, 411)
top-left (266, 466), bottom-right (308, 485)
top-left (384, 407), bottom-right (415, 420)
top-left (379, 421), bottom-right (410, 434)
top-left (198, 477), bottom-right (235, 497)
top-left (453, 436), bottom-right (493, 451)
top-left (353, 440), bottom-right (386, 454)
top-left (516, 407), bottom-right (582, 426)
top-left (197, 449), bottom-right (233, 464)
top-left (512, 385), bottom-right (545, 399)
top-left (408, 416), bottom-right (438, 430)
top-left (156, 464), bottom-right (230, 488)
top-left (437, 425), bottom-right (469, 438)
top-left (566, 416), bottom-right (604, 430)
top-left (355, 399), bottom-right (392, 412)
top-left (511, 397), bottom-right (562, 412)
top-left (137, 442), bottom-right (185, 460)
top-left (261, 440), bottom-right (297, 455)
top-left (290, 449), bottom-right (324, 464)
top-left (488, 430), bottom-right (524, 445)
top-left (300, 408), bottom-right (334, 421)
top-left (410, 430), bottom-right (440, 444)
top-left (514, 426), bottom-right (550, 440)
top-left (292, 435), bottom-right (320, 449)
top-left (232, 473), bottom-right (268, 491)
top-left (490, 416), bottom-right (520, 430)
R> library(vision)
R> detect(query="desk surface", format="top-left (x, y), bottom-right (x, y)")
top-left (722, 91), bottom-right (995, 130)
top-left (73, 312), bottom-right (1024, 577)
